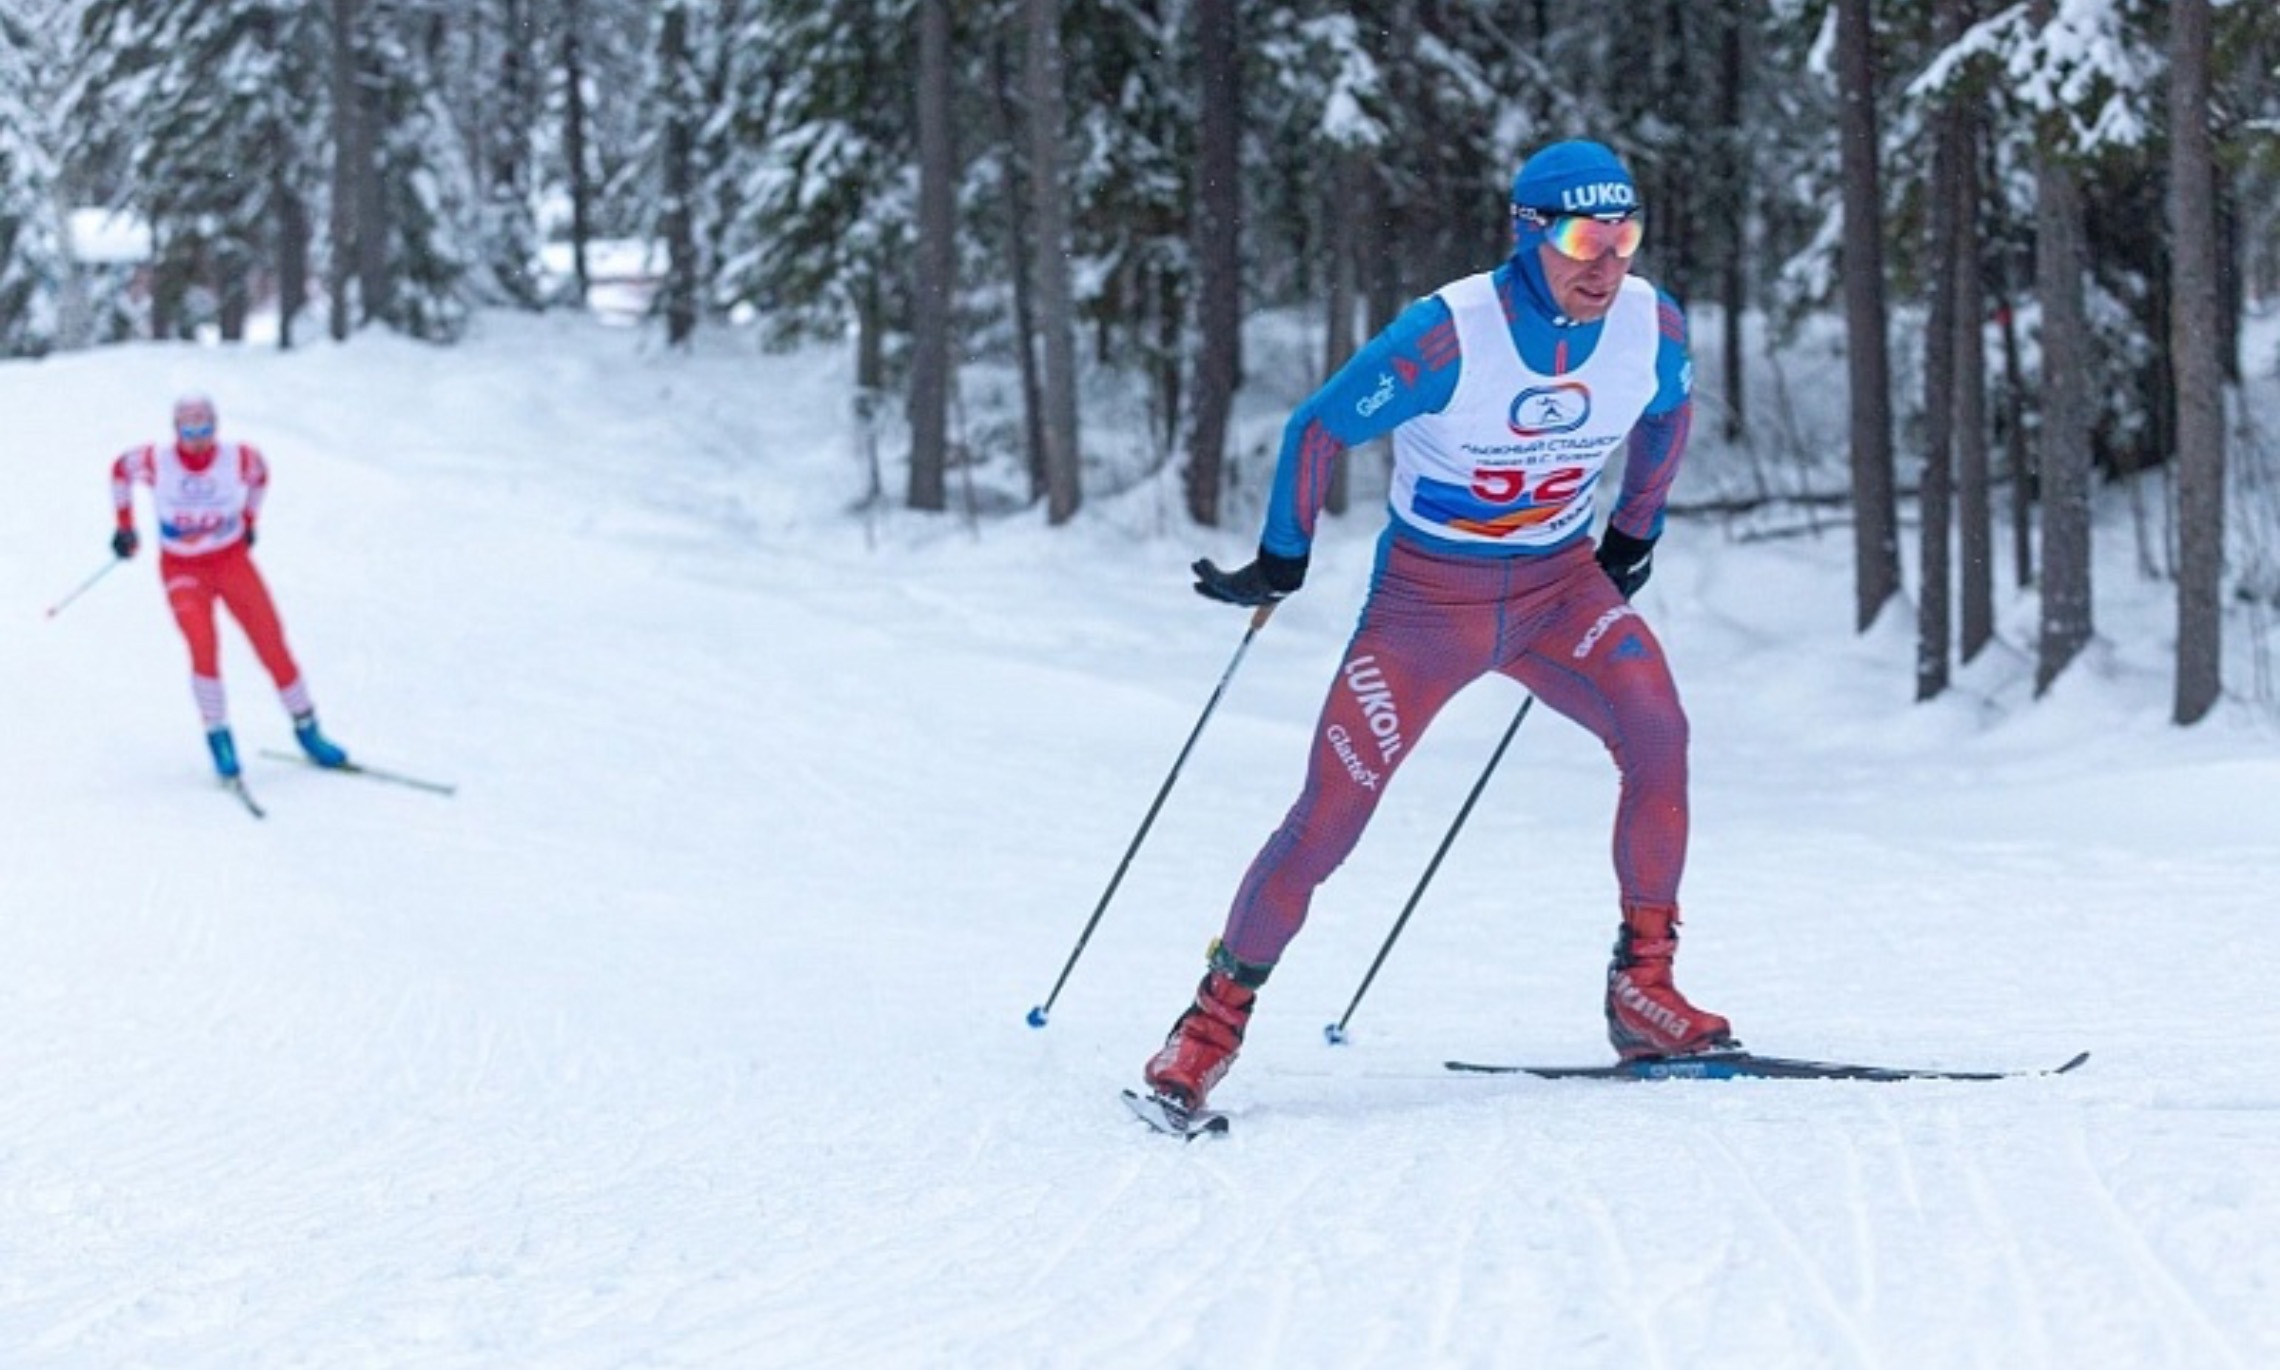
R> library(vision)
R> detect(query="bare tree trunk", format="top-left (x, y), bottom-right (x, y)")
top-left (2170, 0), bottom-right (2224, 723)
top-left (1026, 0), bottom-right (1081, 524)
top-left (659, 2), bottom-right (697, 345)
top-left (987, 33), bottom-right (1046, 504)
top-left (277, 182), bottom-right (308, 350)
top-left (218, 249), bottom-right (251, 342)
top-left (495, 0), bottom-right (532, 302)
top-left (562, 0), bottom-right (593, 305)
top-left (1718, 6), bottom-right (1748, 445)
top-left (907, 0), bottom-right (954, 513)
top-left (1836, 0), bottom-right (1900, 631)
top-left (1183, 0), bottom-right (1240, 528)
top-left (1916, 26), bottom-right (1962, 702)
top-left (328, 0), bottom-right (359, 340)
top-left (1997, 245), bottom-right (2034, 588)
top-left (353, 31), bottom-right (389, 328)
top-left (1954, 106), bottom-right (1994, 662)
top-left (856, 271), bottom-right (884, 397)
top-left (2033, 102), bottom-right (2094, 691)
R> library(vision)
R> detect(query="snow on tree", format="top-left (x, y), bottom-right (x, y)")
top-left (1, 5), bottom-right (68, 355)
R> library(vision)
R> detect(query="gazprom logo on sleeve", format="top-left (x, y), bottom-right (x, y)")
top-left (1509, 382), bottom-right (1591, 438)
top-left (1558, 182), bottom-right (1637, 214)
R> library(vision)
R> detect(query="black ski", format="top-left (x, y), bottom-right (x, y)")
top-left (222, 775), bottom-right (266, 819)
top-left (258, 749), bottom-right (457, 797)
top-left (1121, 1088), bottom-right (1230, 1139)
top-left (1446, 1049), bottom-right (2090, 1083)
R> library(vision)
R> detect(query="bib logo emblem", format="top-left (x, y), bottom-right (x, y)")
top-left (1509, 382), bottom-right (1591, 438)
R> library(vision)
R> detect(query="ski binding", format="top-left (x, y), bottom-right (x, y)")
top-left (1121, 1088), bottom-right (1230, 1139)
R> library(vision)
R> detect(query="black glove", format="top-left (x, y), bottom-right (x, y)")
top-left (243, 523), bottom-right (256, 549)
top-left (1595, 526), bottom-right (1656, 600)
top-left (111, 527), bottom-right (139, 559)
top-left (1193, 547), bottom-right (1308, 607)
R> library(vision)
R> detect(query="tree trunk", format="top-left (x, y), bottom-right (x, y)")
top-left (328, 0), bottom-right (359, 340)
top-left (1025, 0), bottom-right (1081, 524)
top-left (1916, 43), bottom-right (1961, 703)
top-left (988, 33), bottom-right (1047, 504)
top-left (1835, 0), bottom-right (1900, 632)
top-left (659, 3), bottom-right (697, 345)
top-left (1997, 250), bottom-right (2034, 589)
top-left (275, 153), bottom-right (308, 351)
top-left (856, 271), bottom-right (884, 397)
top-left (1954, 105), bottom-right (1993, 662)
top-left (1718, 6), bottom-right (1748, 445)
top-left (562, 0), bottom-right (593, 306)
top-left (1183, 0), bottom-right (1240, 529)
top-left (2170, 0), bottom-right (2224, 723)
top-left (2032, 114), bottom-right (2094, 694)
top-left (352, 28), bottom-right (389, 328)
top-left (218, 248), bottom-right (251, 342)
top-left (907, 0), bottom-right (955, 513)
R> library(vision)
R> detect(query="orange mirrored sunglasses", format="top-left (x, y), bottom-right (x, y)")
top-left (1534, 211), bottom-right (1645, 261)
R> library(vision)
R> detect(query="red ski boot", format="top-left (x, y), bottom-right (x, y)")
top-left (1605, 904), bottom-right (1735, 1059)
top-left (1142, 947), bottom-right (1270, 1110)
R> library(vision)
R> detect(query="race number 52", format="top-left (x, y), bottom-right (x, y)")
top-left (1469, 465), bottom-right (1587, 506)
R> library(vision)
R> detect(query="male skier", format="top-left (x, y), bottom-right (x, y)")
top-left (1143, 140), bottom-right (1733, 1115)
top-left (110, 394), bottom-right (350, 780)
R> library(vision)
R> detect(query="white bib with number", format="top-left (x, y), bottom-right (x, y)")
top-left (1388, 271), bottom-right (1658, 549)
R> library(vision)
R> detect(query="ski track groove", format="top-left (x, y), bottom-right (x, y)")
top-left (1146, 1135), bottom-right (1338, 1367)
top-left (2064, 1113), bottom-right (2246, 1368)
top-left (1421, 1130), bottom-right (1498, 1359)
top-left (1940, 1109), bottom-right (2053, 1367)
top-left (1220, 1144), bottom-right (1338, 1368)
top-left (1524, 1122), bottom-right (1671, 1368)
top-left (1703, 1127), bottom-right (1881, 1370)
top-left (1573, 1182), bottom-right (1670, 1369)
top-left (1010, 1155), bottom-right (1149, 1301)
top-left (1840, 1115), bottom-right (1883, 1324)
top-left (1872, 1096), bottom-right (1927, 1214)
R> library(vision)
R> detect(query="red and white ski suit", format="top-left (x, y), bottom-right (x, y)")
top-left (112, 441), bottom-right (313, 728)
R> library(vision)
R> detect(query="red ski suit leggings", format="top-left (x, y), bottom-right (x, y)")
top-left (1219, 534), bottom-right (1688, 967)
top-left (160, 543), bottom-right (303, 691)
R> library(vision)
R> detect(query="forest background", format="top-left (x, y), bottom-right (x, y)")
top-left (3, 0), bottom-right (2278, 719)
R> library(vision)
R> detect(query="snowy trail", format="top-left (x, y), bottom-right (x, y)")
top-left (3, 318), bottom-right (2277, 1366)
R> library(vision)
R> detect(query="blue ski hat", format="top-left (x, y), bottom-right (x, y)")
top-left (1510, 139), bottom-right (1639, 218)
top-left (1507, 140), bottom-right (1640, 323)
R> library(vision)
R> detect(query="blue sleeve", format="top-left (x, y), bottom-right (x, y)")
top-left (1609, 288), bottom-right (1694, 540)
top-left (1644, 285), bottom-right (1693, 417)
top-left (1260, 296), bottom-right (1463, 558)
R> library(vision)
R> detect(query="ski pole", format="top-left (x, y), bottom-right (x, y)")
top-left (1324, 693), bottom-right (1535, 1044)
top-left (44, 558), bottom-right (124, 619)
top-left (1028, 600), bottom-right (1277, 1029)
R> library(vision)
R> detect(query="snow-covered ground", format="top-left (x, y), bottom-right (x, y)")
top-left (2, 309), bottom-right (2276, 1368)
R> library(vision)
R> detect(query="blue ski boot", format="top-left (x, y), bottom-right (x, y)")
top-left (206, 727), bottom-right (241, 779)
top-left (292, 711), bottom-right (349, 768)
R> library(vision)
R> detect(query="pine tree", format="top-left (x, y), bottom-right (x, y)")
top-left (0, 5), bottom-right (66, 356)
top-left (68, 0), bottom-right (257, 339)
top-left (728, 0), bottom-right (914, 364)
top-left (357, 3), bottom-right (476, 340)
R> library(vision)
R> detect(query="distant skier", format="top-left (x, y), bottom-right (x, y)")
top-left (1142, 140), bottom-right (1732, 1114)
top-left (109, 394), bottom-right (350, 780)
